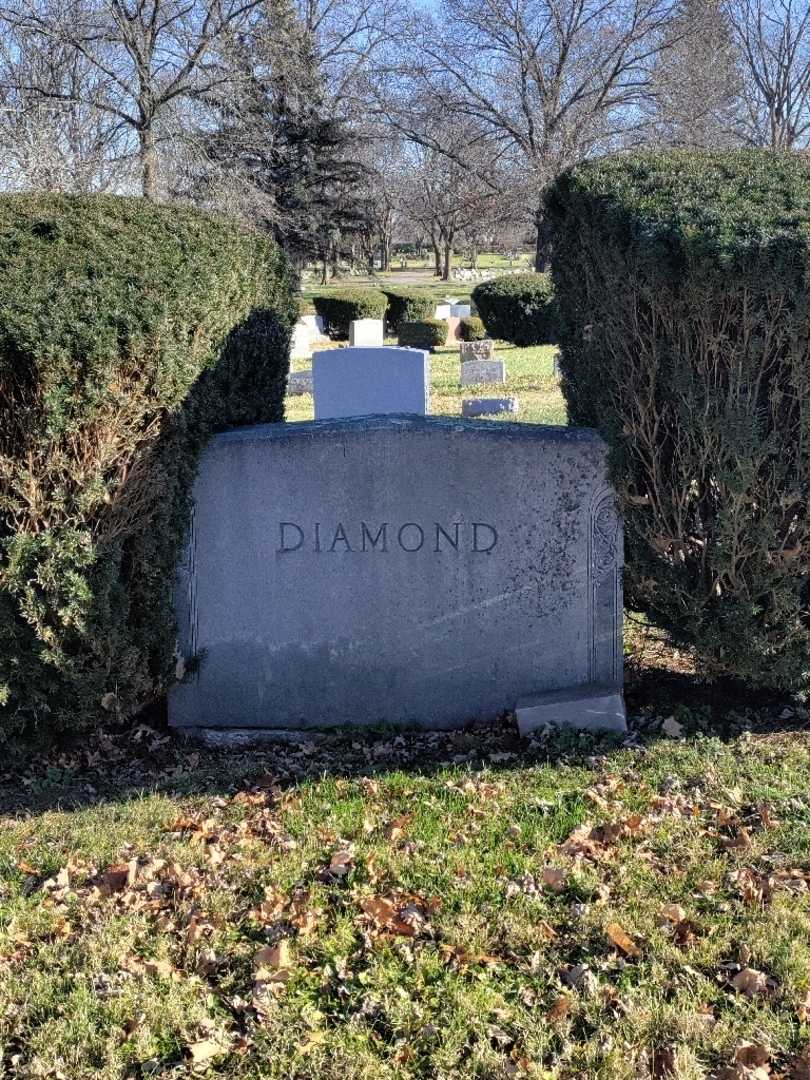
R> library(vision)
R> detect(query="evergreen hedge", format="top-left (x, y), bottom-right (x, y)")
top-left (0, 195), bottom-right (296, 738)
top-left (312, 288), bottom-right (386, 338)
top-left (459, 315), bottom-right (486, 341)
top-left (546, 149), bottom-right (810, 691)
top-left (381, 287), bottom-right (435, 331)
top-left (472, 273), bottom-right (556, 346)
top-left (397, 319), bottom-right (448, 351)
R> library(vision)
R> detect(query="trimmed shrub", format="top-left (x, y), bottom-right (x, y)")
top-left (312, 288), bottom-right (386, 338)
top-left (472, 273), bottom-right (556, 346)
top-left (382, 287), bottom-right (435, 331)
top-left (0, 194), bottom-right (296, 738)
top-left (546, 149), bottom-right (810, 692)
top-left (459, 315), bottom-right (486, 341)
top-left (398, 319), bottom-right (448, 351)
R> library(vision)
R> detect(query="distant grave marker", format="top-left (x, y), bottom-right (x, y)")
top-left (460, 340), bottom-right (496, 362)
top-left (462, 397), bottom-right (519, 417)
top-left (460, 359), bottom-right (506, 386)
top-left (349, 318), bottom-right (384, 347)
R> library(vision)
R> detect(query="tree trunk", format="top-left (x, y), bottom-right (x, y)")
top-left (534, 208), bottom-right (553, 271)
top-left (381, 234), bottom-right (392, 272)
top-left (470, 242), bottom-right (478, 270)
top-left (432, 237), bottom-right (441, 276)
top-left (442, 242), bottom-right (453, 281)
top-left (139, 124), bottom-right (158, 200)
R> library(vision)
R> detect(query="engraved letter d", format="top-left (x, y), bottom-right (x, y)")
top-left (279, 522), bottom-right (304, 552)
top-left (472, 523), bottom-right (498, 553)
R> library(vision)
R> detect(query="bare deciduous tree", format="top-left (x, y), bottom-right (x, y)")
top-left (401, 120), bottom-right (515, 279)
top-left (648, 0), bottom-right (744, 148)
top-left (296, 0), bottom-right (398, 111)
top-left (381, 0), bottom-right (677, 268)
top-left (728, 0), bottom-right (810, 148)
top-left (0, 14), bottom-right (130, 191)
top-left (0, 0), bottom-right (265, 198)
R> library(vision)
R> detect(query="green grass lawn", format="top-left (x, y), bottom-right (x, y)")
top-left (3, 706), bottom-right (810, 1079)
top-left (287, 341), bottom-right (566, 427)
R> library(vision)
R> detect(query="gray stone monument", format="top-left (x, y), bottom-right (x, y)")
top-left (462, 397), bottom-right (519, 417)
top-left (460, 340), bottom-right (496, 362)
top-left (313, 347), bottom-right (429, 419)
top-left (170, 415), bottom-right (625, 735)
top-left (287, 369), bottom-right (313, 396)
top-left (460, 359), bottom-right (506, 387)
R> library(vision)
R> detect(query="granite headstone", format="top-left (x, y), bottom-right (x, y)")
top-left (313, 347), bottom-right (429, 419)
top-left (287, 369), bottom-right (313, 396)
top-left (460, 340), bottom-right (496, 362)
top-left (460, 359), bottom-right (506, 386)
top-left (170, 415), bottom-right (625, 734)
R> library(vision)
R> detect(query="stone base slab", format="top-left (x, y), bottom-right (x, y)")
top-left (462, 397), bottom-right (518, 417)
top-left (516, 685), bottom-right (626, 735)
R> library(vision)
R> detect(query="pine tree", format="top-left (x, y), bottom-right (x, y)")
top-left (199, 0), bottom-right (369, 270)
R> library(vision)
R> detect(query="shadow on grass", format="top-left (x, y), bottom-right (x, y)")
top-left (1, 652), bottom-right (804, 818)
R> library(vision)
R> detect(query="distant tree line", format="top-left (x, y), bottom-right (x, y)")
top-left (1, 0), bottom-right (810, 277)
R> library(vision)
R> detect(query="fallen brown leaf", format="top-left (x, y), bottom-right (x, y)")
top-left (661, 903), bottom-right (687, 924)
top-left (541, 867), bottom-right (567, 893)
top-left (606, 922), bottom-right (641, 958)
top-left (731, 967), bottom-right (768, 997)
top-left (254, 941), bottom-right (291, 970)
top-left (547, 995), bottom-right (573, 1022)
top-left (188, 1038), bottom-right (228, 1064)
top-left (385, 814), bottom-right (413, 842)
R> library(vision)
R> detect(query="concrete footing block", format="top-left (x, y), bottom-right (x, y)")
top-left (516, 685), bottom-right (626, 736)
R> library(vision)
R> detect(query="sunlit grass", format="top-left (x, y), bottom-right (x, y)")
top-left (286, 340), bottom-right (566, 427)
top-left (3, 728), bottom-right (810, 1077)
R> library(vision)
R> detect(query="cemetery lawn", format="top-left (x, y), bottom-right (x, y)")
top-left (287, 341), bottom-right (565, 426)
top-left (3, 710), bottom-right (810, 1078)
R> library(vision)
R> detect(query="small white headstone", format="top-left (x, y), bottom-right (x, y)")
top-left (301, 313), bottom-right (327, 341)
top-left (460, 359), bottom-right (506, 387)
top-left (349, 318), bottom-right (385, 347)
top-left (291, 323), bottom-right (312, 360)
top-left (451, 304), bottom-right (472, 318)
top-left (313, 347), bottom-right (429, 419)
top-left (435, 304), bottom-right (452, 319)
